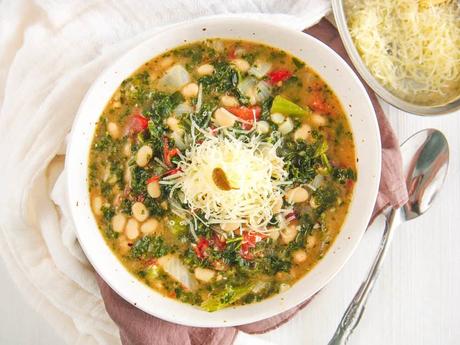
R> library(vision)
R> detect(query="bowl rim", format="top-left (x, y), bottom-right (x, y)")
top-left (331, 0), bottom-right (460, 116)
top-left (66, 15), bottom-right (381, 327)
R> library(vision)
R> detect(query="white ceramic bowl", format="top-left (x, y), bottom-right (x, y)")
top-left (66, 16), bottom-right (381, 327)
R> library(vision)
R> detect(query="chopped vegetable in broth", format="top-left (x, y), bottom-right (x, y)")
top-left (88, 39), bottom-right (357, 311)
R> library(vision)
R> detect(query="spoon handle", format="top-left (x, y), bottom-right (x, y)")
top-left (327, 208), bottom-right (402, 345)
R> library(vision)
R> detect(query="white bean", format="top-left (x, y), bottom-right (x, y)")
top-left (220, 222), bottom-right (240, 232)
top-left (124, 164), bottom-right (132, 186)
top-left (285, 187), bottom-right (309, 203)
top-left (292, 249), bottom-right (307, 263)
top-left (307, 235), bottom-right (317, 248)
top-left (272, 196), bottom-right (283, 213)
top-left (256, 120), bottom-right (270, 134)
top-left (220, 95), bottom-right (239, 107)
top-left (280, 224), bottom-right (298, 244)
top-left (147, 181), bottom-right (161, 198)
top-left (270, 112), bottom-right (285, 124)
top-left (194, 267), bottom-right (216, 283)
top-left (125, 218), bottom-right (140, 240)
top-left (112, 214), bottom-right (127, 233)
top-left (123, 141), bottom-right (131, 157)
top-left (294, 124), bottom-right (312, 141)
top-left (279, 117), bottom-right (294, 134)
top-left (214, 107), bottom-right (236, 127)
top-left (310, 113), bottom-right (327, 127)
top-left (231, 58), bottom-right (250, 72)
top-left (107, 122), bottom-right (120, 139)
top-left (131, 202), bottom-right (149, 222)
top-left (136, 145), bottom-right (153, 167)
top-left (141, 218), bottom-right (159, 234)
top-left (92, 196), bottom-right (103, 216)
top-left (166, 117), bottom-right (180, 131)
top-left (181, 82), bottom-right (199, 98)
top-left (197, 64), bottom-right (214, 76)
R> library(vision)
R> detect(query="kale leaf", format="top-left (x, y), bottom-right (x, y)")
top-left (130, 165), bottom-right (151, 195)
top-left (130, 235), bottom-right (172, 259)
top-left (281, 140), bottom-right (318, 183)
top-left (332, 167), bottom-right (356, 184)
top-left (312, 185), bottom-right (339, 214)
top-left (120, 71), bottom-right (150, 105)
top-left (143, 196), bottom-right (166, 217)
top-left (199, 61), bottom-right (239, 96)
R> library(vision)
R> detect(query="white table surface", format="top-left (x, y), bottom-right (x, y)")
top-left (1, 102), bottom-right (459, 345)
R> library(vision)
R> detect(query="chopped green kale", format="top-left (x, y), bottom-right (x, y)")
top-left (312, 185), bottom-right (339, 214)
top-left (332, 167), bottom-right (356, 184)
top-left (130, 235), bottom-right (172, 259)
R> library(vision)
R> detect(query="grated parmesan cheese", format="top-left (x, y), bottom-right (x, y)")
top-left (345, 0), bottom-right (460, 105)
top-left (166, 129), bottom-right (289, 230)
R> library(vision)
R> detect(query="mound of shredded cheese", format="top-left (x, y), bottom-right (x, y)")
top-left (345, 0), bottom-right (460, 105)
top-left (165, 129), bottom-right (289, 230)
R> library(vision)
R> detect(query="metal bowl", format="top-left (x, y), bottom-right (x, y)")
top-left (332, 0), bottom-right (460, 116)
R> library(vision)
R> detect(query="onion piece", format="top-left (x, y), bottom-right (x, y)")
top-left (255, 80), bottom-right (272, 103)
top-left (157, 255), bottom-right (198, 291)
top-left (249, 60), bottom-right (272, 79)
top-left (171, 130), bottom-right (186, 150)
top-left (174, 102), bottom-right (193, 116)
top-left (310, 175), bottom-right (324, 190)
top-left (157, 64), bottom-right (190, 92)
top-left (238, 77), bottom-right (257, 97)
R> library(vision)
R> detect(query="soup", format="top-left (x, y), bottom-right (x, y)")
top-left (88, 39), bottom-right (356, 311)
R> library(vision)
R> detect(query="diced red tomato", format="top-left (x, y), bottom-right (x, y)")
top-left (267, 69), bottom-right (293, 85)
top-left (162, 137), bottom-right (181, 167)
top-left (165, 167), bottom-right (182, 176)
top-left (310, 91), bottom-right (332, 114)
top-left (146, 167), bottom-right (182, 185)
top-left (194, 237), bottom-right (209, 259)
top-left (240, 244), bottom-right (254, 260)
top-left (146, 176), bottom-right (160, 184)
top-left (143, 258), bottom-right (157, 266)
top-left (241, 123), bottom-right (254, 130)
top-left (346, 179), bottom-right (355, 190)
top-left (240, 231), bottom-right (267, 260)
top-left (226, 106), bottom-right (261, 122)
top-left (212, 234), bottom-right (227, 251)
top-left (285, 211), bottom-right (297, 223)
top-left (227, 47), bottom-right (237, 60)
top-left (126, 109), bottom-right (149, 134)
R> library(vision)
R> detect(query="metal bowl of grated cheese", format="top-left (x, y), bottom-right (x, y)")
top-left (332, 0), bottom-right (460, 115)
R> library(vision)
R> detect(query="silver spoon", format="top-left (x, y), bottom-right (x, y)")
top-left (328, 129), bottom-right (449, 345)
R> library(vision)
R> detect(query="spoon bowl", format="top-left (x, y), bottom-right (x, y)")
top-left (401, 129), bottom-right (449, 220)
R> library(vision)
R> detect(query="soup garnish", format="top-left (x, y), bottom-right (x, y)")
top-left (345, 0), bottom-right (460, 106)
top-left (89, 39), bottom-right (356, 311)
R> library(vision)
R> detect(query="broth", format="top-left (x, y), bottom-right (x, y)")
top-left (88, 39), bottom-right (356, 311)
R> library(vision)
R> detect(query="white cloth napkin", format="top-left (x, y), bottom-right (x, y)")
top-left (0, 1), bottom-right (330, 344)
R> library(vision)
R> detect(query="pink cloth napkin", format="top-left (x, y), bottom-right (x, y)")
top-left (96, 18), bottom-right (408, 345)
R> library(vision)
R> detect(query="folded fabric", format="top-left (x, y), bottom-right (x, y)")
top-left (96, 18), bottom-right (408, 345)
